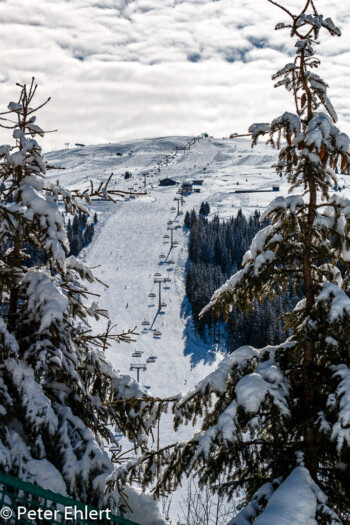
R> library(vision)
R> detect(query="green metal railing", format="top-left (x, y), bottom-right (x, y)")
top-left (0, 471), bottom-right (139, 524)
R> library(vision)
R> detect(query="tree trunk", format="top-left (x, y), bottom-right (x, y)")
top-left (302, 158), bottom-right (318, 475)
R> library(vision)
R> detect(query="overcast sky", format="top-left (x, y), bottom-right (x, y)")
top-left (0, 0), bottom-right (349, 150)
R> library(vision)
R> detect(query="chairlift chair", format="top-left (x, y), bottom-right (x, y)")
top-left (168, 260), bottom-right (175, 264)
top-left (109, 443), bottom-right (122, 453)
top-left (163, 234), bottom-right (170, 239)
top-left (148, 292), bottom-right (156, 298)
top-left (159, 254), bottom-right (166, 258)
top-left (132, 351), bottom-right (143, 358)
top-left (146, 356), bottom-right (157, 364)
top-left (153, 330), bottom-right (162, 337)
top-left (141, 320), bottom-right (150, 326)
top-left (160, 302), bottom-right (167, 308)
top-left (154, 272), bottom-right (162, 277)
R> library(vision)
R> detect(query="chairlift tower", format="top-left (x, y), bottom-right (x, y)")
top-left (154, 275), bottom-right (171, 310)
top-left (167, 225), bottom-right (177, 248)
top-left (174, 197), bottom-right (182, 215)
top-left (129, 363), bottom-right (147, 383)
top-left (167, 224), bottom-right (181, 248)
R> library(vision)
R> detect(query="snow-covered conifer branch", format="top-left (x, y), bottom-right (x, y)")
top-left (140, 1), bottom-right (350, 521)
top-left (0, 79), bottom-right (166, 520)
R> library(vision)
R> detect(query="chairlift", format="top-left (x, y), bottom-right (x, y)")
top-left (163, 234), bottom-right (170, 239)
top-left (144, 385), bottom-right (151, 390)
top-left (132, 351), bottom-right (143, 358)
top-left (178, 211), bottom-right (184, 215)
top-left (146, 356), bottom-right (157, 364)
top-left (168, 260), bottom-right (175, 264)
top-left (165, 277), bottom-right (172, 282)
top-left (167, 220), bottom-right (173, 225)
top-left (130, 364), bottom-right (147, 371)
top-left (160, 302), bottom-right (167, 308)
top-left (154, 272), bottom-right (162, 277)
top-left (159, 254), bottom-right (166, 259)
top-left (170, 207), bottom-right (176, 211)
top-left (109, 443), bottom-right (122, 453)
top-left (141, 320), bottom-right (150, 326)
top-left (153, 330), bottom-right (162, 337)
top-left (148, 292), bottom-right (156, 298)
top-left (172, 240), bottom-right (179, 245)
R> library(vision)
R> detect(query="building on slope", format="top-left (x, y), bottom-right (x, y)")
top-left (159, 178), bottom-right (177, 186)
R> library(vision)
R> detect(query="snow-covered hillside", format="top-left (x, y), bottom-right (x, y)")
top-left (45, 134), bottom-right (350, 521)
top-left (46, 136), bottom-right (283, 398)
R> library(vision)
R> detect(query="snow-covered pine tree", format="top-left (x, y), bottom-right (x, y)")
top-left (114, 1), bottom-right (350, 523)
top-left (0, 79), bottom-right (165, 523)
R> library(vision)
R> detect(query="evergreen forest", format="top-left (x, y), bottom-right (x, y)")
top-left (185, 207), bottom-right (298, 349)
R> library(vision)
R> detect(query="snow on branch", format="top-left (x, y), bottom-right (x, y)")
top-left (322, 17), bottom-right (341, 37)
top-left (179, 346), bottom-right (260, 403)
top-left (23, 269), bottom-right (68, 333)
top-left (6, 358), bottom-right (59, 433)
top-left (248, 123), bottom-right (270, 146)
top-left (232, 467), bottom-right (333, 525)
top-left (187, 354), bottom-right (289, 464)
top-left (175, 345), bottom-right (289, 445)
top-left (228, 479), bottom-right (280, 525)
top-left (330, 365), bottom-right (350, 450)
top-left (316, 282), bottom-right (350, 323)
top-left (199, 266), bottom-right (250, 318)
top-left (261, 195), bottom-right (304, 222)
top-left (268, 0), bottom-right (341, 40)
top-left (199, 199), bottom-right (304, 318)
top-left (271, 112), bottom-right (301, 136)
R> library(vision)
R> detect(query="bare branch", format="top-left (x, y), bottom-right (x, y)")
top-left (267, 0), bottom-right (294, 18)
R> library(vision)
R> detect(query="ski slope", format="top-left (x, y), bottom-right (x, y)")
top-left (45, 135), bottom-right (350, 521)
top-left (46, 136), bottom-right (285, 400)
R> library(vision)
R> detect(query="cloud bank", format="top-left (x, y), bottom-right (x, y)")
top-left (0, 0), bottom-right (349, 149)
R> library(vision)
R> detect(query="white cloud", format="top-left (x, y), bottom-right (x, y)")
top-left (0, 0), bottom-right (349, 149)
